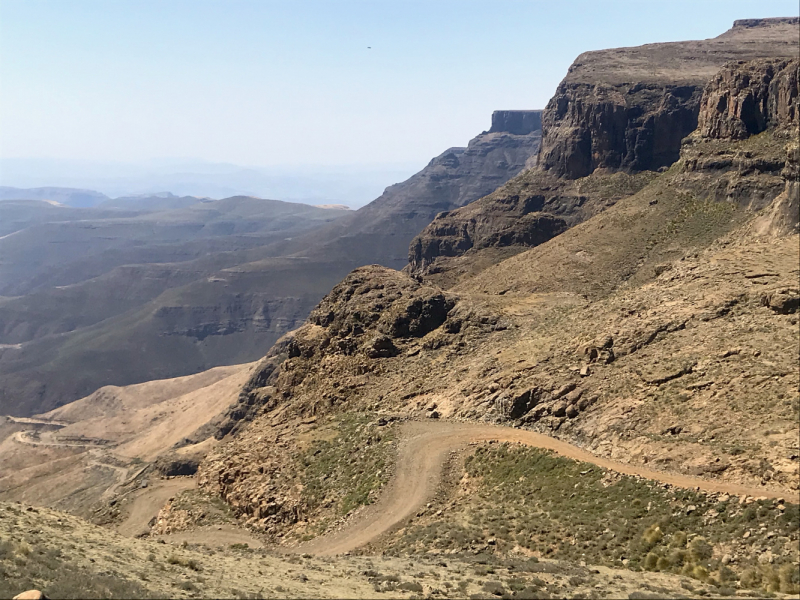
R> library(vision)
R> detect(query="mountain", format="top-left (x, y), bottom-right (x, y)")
top-left (0, 186), bottom-right (110, 208)
top-left (0, 112), bottom-right (542, 417)
top-left (2, 18), bottom-right (799, 599)
top-left (0, 198), bottom-right (351, 416)
top-left (190, 21), bottom-right (799, 593)
top-left (408, 17), bottom-right (800, 283)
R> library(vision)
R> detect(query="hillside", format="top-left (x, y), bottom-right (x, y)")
top-left (0, 112), bottom-right (542, 416)
top-left (408, 17), bottom-right (799, 283)
top-left (0, 197), bottom-right (352, 416)
top-left (2, 17), bottom-right (799, 600)
top-left (190, 29), bottom-right (799, 595)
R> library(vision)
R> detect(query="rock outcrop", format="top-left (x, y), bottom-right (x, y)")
top-left (278, 115), bottom-right (545, 274)
top-left (407, 19), bottom-right (799, 279)
top-left (697, 58), bottom-right (799, 139)
top-left (539, 17), bottom-right (799, 179)
top-left (678, 59), bottom-right (799, 233)
top-left (489, 110), bottom-right (542, 135)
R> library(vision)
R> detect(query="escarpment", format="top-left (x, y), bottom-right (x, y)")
top-left (191, 18), bottom-right (799, 549)
top-left (678, 58), bottom-right (799, 233)
top-left (283, 113), bottom-right (544, 271)
top-left (697, 58), bottom-right (798, 139)
top-left (408, 19), bottom-right (799, 281)
top-left (489, 110), bottom-right (542, 135)
top-left (540, 17), bottom-right (799, 179)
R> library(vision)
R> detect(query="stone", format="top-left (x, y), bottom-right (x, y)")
top-left (365, 334), bottom-right (399, 359)
top-left (762, 288), bottom-right (800, 314)
top-left (579, 365), bottom-right (591, 377)
top-left (13, 592), bottom-right (48, 600)
top-left (578, 395), bottom-right (598, 411)
top-left (566, 404), bottom-right (580, 419)
top-left (553, 383), bottom-right (577, 399)
top-left (551, 401), bottom-right (568, 418)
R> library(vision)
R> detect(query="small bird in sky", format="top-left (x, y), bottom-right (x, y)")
top-left (367, 46), bottom-right (371, 49)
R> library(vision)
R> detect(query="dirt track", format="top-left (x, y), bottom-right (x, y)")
top-left (116, 478), bottom-right (196, 537)
top-left (296, 421), bottom-right (792, 556)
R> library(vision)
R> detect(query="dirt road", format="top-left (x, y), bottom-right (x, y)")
top-left (296, 421), bottom-right (791, 556)
top-left (116, 478), bottom-right (196, 537)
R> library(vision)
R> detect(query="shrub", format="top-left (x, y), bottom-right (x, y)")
top-left (778, 563), bottom-right (800, 594)
top-left (688, 537), bottom-right (712, 562)
top-left (643, 553), bottom-right (659, 571)
top-left (641, 523), bottom-right (663, 548)
top-left (398, 581), bottom-right (424, 593)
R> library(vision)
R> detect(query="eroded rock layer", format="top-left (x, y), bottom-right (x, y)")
top-left (408, 20), bottom-right (799, 280)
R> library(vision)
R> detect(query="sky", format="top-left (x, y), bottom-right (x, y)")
top-left (1, 0), bottom-right (798, 170)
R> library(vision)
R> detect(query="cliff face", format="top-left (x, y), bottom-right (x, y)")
top-left (408, 18), bottom-right (799, 279)
top-left (696, 58), bottom-right (798, 139)
top-left (489, 110), bottom-right (542, 135)
top-left (538, 83), bottom-right (700, 178)
top-left (540, 18), bottom-right (799, 179)
top-left (681, 58), bottom-right (799, 234)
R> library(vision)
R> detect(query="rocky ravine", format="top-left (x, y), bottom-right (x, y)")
top-left (407, 18), bottom-right (799, 281)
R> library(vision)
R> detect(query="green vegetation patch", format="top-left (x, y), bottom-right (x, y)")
top-left (297, 413), bottom-right (396, 529)
top-left (386, 443), bottom-right (799, 594)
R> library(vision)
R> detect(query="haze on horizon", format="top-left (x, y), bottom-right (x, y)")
top-left (1, 0), bottom-right (798, 203)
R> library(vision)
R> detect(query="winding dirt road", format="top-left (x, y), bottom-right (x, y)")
top-left (116, 478), bottom-right (196, 537)
top-left (295, 421), bottom-right (792, 556)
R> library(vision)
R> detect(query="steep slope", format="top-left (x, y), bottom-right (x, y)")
top-left (274, 111), bottom-right (544, 270)
top-left (192, 55), bottom-right (799, 591)
top-left (408, 18), bottom-right (799, 282)
top-left (1, 113), bottom-right (540, 416)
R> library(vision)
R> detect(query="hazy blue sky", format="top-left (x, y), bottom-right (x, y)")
top-left (2, 0), bottom-right (798, 168)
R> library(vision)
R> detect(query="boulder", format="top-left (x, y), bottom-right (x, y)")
top-left (13, 592), bottom-right (48, 600)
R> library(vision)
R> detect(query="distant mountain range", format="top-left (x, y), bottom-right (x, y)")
top-left (0, 159), bottom-right (421, 208)
top-left (0, 113), bottom-right (542, 416)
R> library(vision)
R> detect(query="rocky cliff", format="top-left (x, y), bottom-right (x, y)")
top-left (283, 118), bottom-right (544, 272)
top-left (696, 58), bottom-right (798, 139)
top-left (540, 17), bottom-right (799, 178)
top-left (198, 62), bottom-right (800, 548)
top-left (489, 110), bottom-right (542, 135)
top-left (677, 58), bottom-right (799, 234)
top-left (408, 19), bottom-right (799, 280)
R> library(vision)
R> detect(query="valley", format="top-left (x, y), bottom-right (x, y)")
top-left (2, 15), bottom-right (799, 600)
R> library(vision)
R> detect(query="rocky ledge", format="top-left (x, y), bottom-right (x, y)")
top-left (407, 21), bottom-right (799, 278)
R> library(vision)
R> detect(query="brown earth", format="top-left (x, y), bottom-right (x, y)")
top-left (408, 21), bottom-right (799, 279)
top-left (1, 500), bottom-right (762, 600)
top-left (0, 363), bottom-right (254, 523)
top-left (291, 421), bottom-right (792, 557)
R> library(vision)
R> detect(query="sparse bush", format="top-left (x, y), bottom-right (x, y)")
top-left (643, 552), bottom-right (659, 571)
top-left (688, 537), bottom-right (712, 562)
top-left (669, 531), bottom-right (687, 548)
top-left (482, 580), bottom-right (505, 596)
top-left (398, 581), bottom-right (423, 592)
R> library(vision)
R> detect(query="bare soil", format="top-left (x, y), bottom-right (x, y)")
top-left (293, 420), bottom-right (792, 556)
